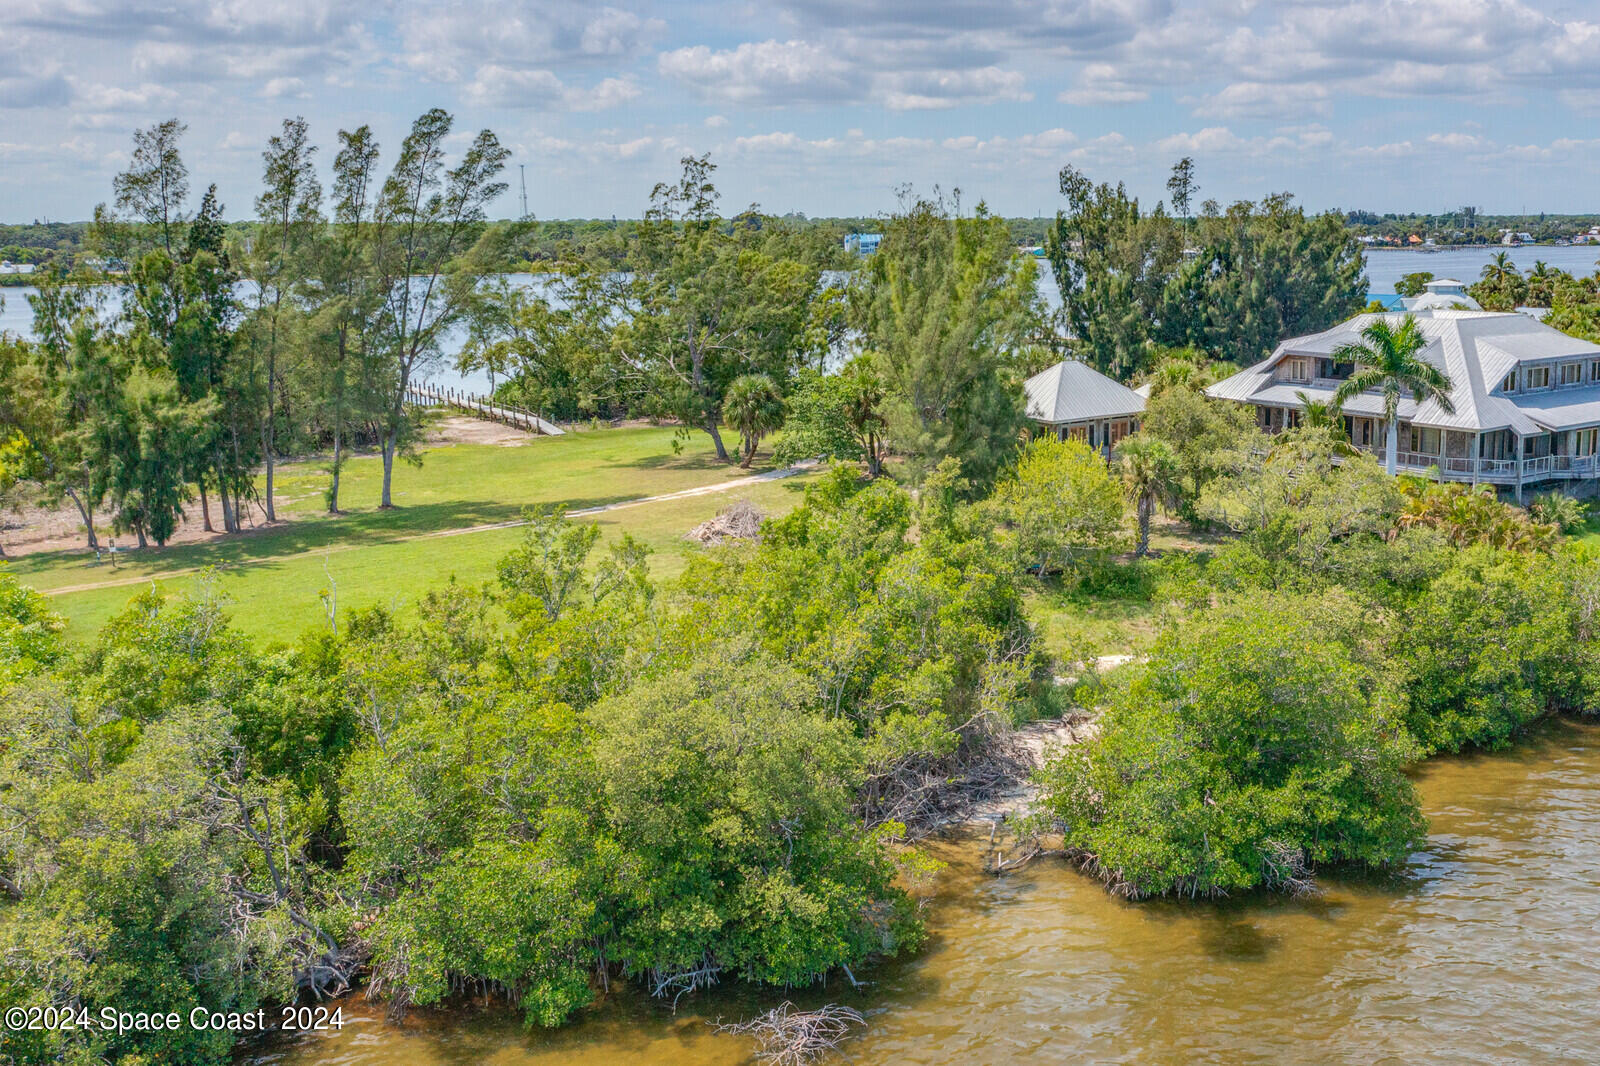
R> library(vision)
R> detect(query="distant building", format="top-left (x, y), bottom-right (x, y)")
top-left (1401, 278), bottom-right (1481, 312)
top-left (843, 233), bottom-right (882, 255)
top-left (1024, 358), bottom-right (1145, 452)
top-left (0, 261), bottom-right (36, 275)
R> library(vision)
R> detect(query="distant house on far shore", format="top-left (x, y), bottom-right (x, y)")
top-left (0, 261), bottom-right (36, 275)
top-left (1024, 358), bottom-right (1145, 452)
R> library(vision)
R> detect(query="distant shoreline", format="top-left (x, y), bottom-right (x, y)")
top-left (1364, 244), bottom-right (1596, 253)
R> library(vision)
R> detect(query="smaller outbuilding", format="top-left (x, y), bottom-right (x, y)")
top-left (1024, 358), bottom-right (1146, 451)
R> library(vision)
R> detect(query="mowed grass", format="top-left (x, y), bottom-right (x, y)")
top-left (7, 426), bottom-right (812, 643)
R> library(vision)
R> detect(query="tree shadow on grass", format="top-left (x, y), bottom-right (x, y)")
top-left (12, 492), bottom-right (645, 583)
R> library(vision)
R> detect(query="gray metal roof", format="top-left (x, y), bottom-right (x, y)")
top-left (1207, 310), bottom-right (1600, 436)
top-left (1025, 359), bottom-right (1146, 424)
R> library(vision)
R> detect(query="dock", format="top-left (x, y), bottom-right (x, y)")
top-left (404, 381), bottom-right (565, 435)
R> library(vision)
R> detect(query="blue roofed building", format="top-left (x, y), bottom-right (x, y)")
top-left (843, 232), bottom-right (882, 255)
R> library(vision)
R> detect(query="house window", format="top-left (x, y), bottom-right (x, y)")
top-left (1561, 363), bottom-right (1583, 385)
top-left (1409, 426), bottom-right (1441, 455)
top-left (1577, 429), bottom-right (1598, 457)
top-left (1501, 371), bottom-right (1518, 393)
top-left (1281, 357), bottom-right (1310, 383)
top-left (1526, 366), bottom-right (1551, 389)
top-left (1590, 360), bottom-right (1600, 382)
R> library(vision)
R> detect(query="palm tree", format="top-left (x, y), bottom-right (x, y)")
top-left (1527, 260), bottom-right (1556, 307)
top-left (723, 373), bottom-right (786, 468)
top-left (1287, 391), bottom-right (1357, 456)
top-left (1331, 315), bottom-right (1454, 476)
top-left (1481, 250), bottom-right (1517, 285)
top-left (1116, 433), bottom-right (1182, 556)
top-left (1528, 490), bottom-right (1588, 533)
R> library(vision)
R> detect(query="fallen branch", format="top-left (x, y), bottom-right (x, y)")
top-left (716, 1002), bottom-right (866, 1066)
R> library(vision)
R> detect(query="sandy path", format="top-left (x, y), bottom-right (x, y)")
top-left (40, 462), bottom-right (813, 598)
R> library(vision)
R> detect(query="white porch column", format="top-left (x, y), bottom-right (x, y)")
top-left (1471, 431), bottom-right (1480, 487)
top-left (1515, 432), bottom-right (1524, 504)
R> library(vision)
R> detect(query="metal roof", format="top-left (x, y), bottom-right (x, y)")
top-left (1207, 310), bottom-right (1600, 436)
top-left (1025, 359), bottom-right (1146, 424)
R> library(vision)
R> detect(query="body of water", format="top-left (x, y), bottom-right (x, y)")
top-left (1364, 245), bottom-right (1600, 295)
top-left (6, 245), bottom-right (1597, 395)
top-left (249, 718), bottom-right (1600, 1066)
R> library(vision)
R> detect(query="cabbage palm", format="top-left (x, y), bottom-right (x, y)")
top-left (723, 373), bottom-right (786, 468)
top-left (1116, 433), bottom-right (1182, 556)
top-left (1481, 251), bottom-right (1517, 286)
top-left (1331, 315), bottom-right (1454, 476)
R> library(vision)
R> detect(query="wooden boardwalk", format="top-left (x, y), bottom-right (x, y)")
top-left (404, 382), bottom-right (564, 435)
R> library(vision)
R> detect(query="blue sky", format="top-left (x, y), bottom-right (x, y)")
top-left (1, 0), bottom-right (1598, 222)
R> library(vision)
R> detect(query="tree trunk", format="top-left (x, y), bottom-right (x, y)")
top-left (1385, 417), bottom-right (1399, 476)
top-left (214, 445), bottom-right (238, 533)
top-left (739, 432), bottom-right (755, 469)
top-left (1136, 493), bottom-right (1152, 556)
top-left (219, 476), bottom-right (237, 535)
top-left (198, 478), bottom-right (214, 533)
top-left (65, 487), bottom-right (99, 551)
top-left (262, 441), bottom-right (277, 521)
top-left (135, 525), bottom-right (148, 549)
top-left (261, 378), bottom-right (277, 523)
top-left (704, 418), bottom-right (730, 463)
top-left (380, 431), bottom-right (396, 509)
top-left (328, 421), bottom-right (343, 514)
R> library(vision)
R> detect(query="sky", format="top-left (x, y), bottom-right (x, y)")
top-left (1, 0), bottom-right (1598, 223)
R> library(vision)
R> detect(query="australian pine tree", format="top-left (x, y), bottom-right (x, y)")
top-left (367, 109), bottom-right (509, 509)
top-left (854, 191), bottom-right (1037, 490)
top-left (311, 124), bottom-right (382, 513)
top-left (241, 116), bottom-right (322, 523)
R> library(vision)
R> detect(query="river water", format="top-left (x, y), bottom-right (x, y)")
top-left (250, 718), bottom-right (1600, 1066)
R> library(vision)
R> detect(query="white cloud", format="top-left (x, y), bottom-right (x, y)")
top-left (1192, 82), bottom-right (1330, 120)
top-left (880, 67), bottom-right (1031, 110)
top-left (399, 2), bottom-right (663, 82)
top-left (1059, 63), bottom-right (1149, 106)
top-left (261, 77), bottom-right (310, 99)
top-left (462, 66), bottom-right (642, 111)
top-left (659, 40), bottom-right (866, 106)
top-left (660, 39), bottom-right (1029, 110)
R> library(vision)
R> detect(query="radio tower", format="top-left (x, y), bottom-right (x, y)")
top-left (519, 164), bottom-right (529, 219)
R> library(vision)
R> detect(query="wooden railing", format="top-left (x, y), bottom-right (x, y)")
top-left (404, 382), bottom-right (564, 436)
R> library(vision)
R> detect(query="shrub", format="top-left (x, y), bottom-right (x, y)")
top-left (992, 435), bottom-right (1125, 575)
top-left (1390, 547), bottom-right (1600, 753)
top-left (1038, 592), bottom-right (1423, 898)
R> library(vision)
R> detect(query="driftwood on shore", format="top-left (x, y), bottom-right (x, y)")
top-left (716, 1002), bottom-right (867, 1066)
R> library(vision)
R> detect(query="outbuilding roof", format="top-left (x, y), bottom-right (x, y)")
top-left (1024, 359), bottom-right (1146, 425)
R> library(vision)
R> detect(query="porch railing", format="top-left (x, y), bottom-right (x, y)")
top-left (1355, 445), bottom-right (1598, 482)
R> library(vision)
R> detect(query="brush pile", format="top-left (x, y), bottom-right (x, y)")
top-left (686, 499), bottom-right (765, 545)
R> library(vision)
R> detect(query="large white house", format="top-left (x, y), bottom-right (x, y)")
top-left (1207, 308), bottom-right (1600, 499)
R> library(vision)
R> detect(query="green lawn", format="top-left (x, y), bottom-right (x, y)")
top-left (7, 427), bottom-right (812, 643)
top-left (1023, 571), bottom-right (1163, 669)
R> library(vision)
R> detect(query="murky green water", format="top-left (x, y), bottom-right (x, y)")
top-left (251, 719), bottom-right (1600, 1065)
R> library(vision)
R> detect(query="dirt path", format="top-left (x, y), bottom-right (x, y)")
top-left (40, 463), bottom-right (813, 598)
